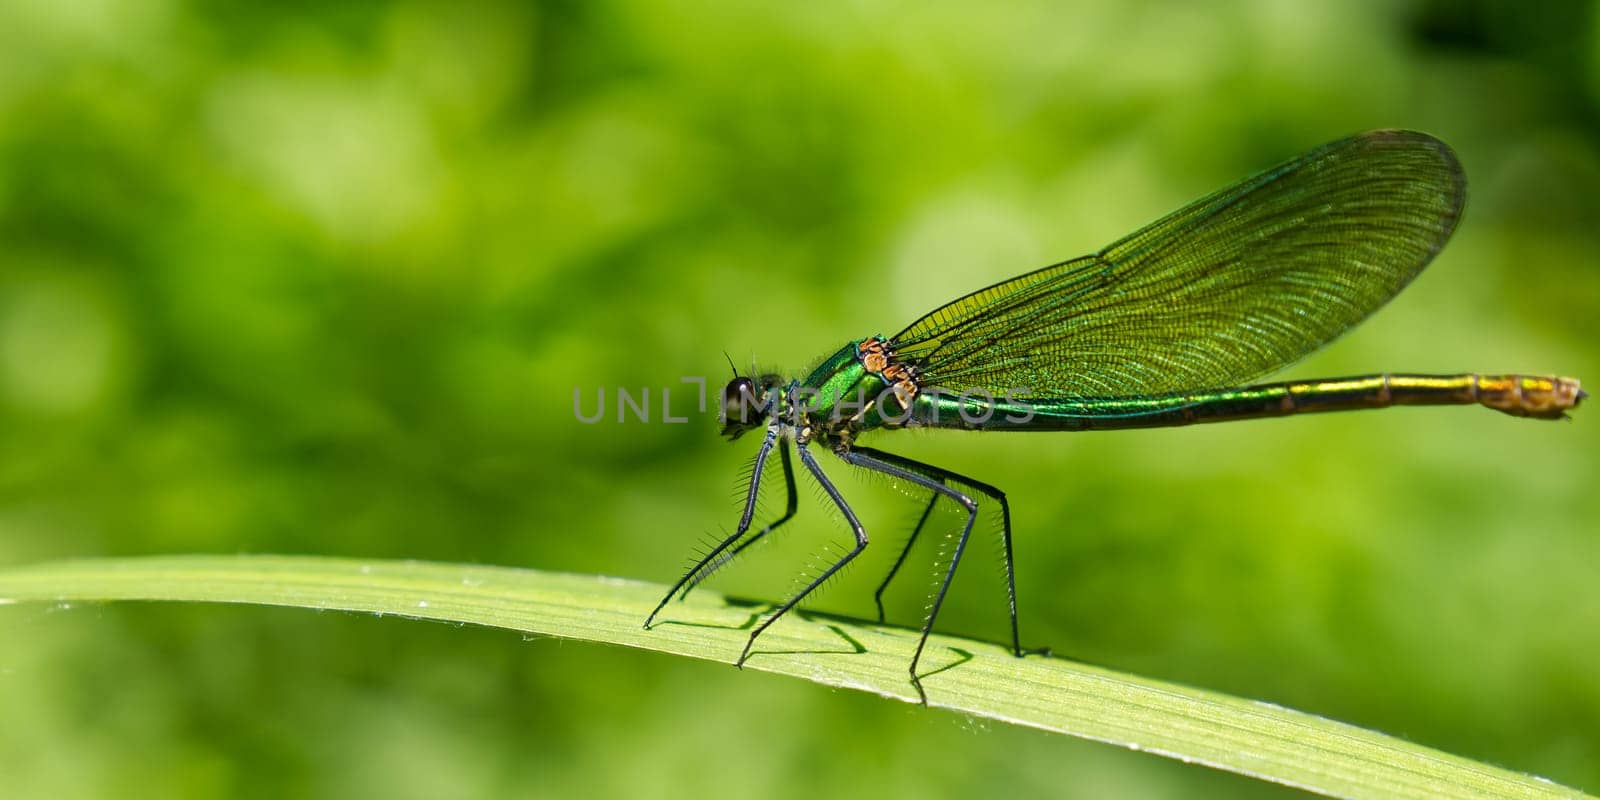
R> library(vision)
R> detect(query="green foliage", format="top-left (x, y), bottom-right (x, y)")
top-left (0, 556), bottom-right (1588, 800)
top-left (1, 0), bottom-right (1597, 797)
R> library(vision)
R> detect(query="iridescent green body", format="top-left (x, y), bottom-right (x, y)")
top-left (792, 337), bottom-right (1581, 441)
top-left (648, 130), bottom-right (1585, 704)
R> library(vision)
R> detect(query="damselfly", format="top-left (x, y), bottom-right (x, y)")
top-left (644, 130), bottom-right (1584, 702)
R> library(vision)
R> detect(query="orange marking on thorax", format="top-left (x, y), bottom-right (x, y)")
top-left (857, 337), bottom-right (920, 409)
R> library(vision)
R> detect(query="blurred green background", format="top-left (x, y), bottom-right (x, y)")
top-left (2, 0), bottom-right (1597, 797)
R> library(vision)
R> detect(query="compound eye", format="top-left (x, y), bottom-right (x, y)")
top-left (722, 377), bottom-right (758, 422)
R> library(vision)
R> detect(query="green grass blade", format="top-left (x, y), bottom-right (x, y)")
top-left (0, 555), bottom-right (1585, 800)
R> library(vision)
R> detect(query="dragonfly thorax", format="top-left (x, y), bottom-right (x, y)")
top-left (857, 336), bottom-right (921, 409)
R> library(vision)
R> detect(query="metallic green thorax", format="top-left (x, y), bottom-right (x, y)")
top-left (792, 341), bottom-right (887, 441)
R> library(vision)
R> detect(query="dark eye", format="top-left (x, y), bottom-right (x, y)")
top-left (722, 377), bottom-right (758, 421)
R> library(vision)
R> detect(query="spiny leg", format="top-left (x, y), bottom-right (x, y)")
top-left (736, 443), bottom-right (868, 667)
top-left (851, 445), bottom-right (1030, 659)
top-left (837, 447), bottom-right (977, 702)
top-left (874, 485), bottom-right (941, 624)
top-left (645, 423), bottom-right (780, 629)
top-left (680, 439), bottom-right (798, 600)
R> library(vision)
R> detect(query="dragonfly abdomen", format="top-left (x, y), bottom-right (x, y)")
top-left (936, 373), bottom-right (1585, 432)
top-left (1260, 373), bottom-right (1582, 420)
top-left (1086, 373), bottom-right (1584, 430)
top-left (1383, 373), bottom-right (1583, 419)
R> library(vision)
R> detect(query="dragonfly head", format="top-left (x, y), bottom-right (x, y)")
top-left (719, 373), bottom-right (783, 439)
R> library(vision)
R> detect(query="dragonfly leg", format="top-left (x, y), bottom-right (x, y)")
top-left (680, 439), bottom-right (798, 600)
top-left (873, 486), bottom-right (941, 624)
top-left (737, 443), bottom-right (869, 668)
top-left (645, 423), bottom-right (780, 629)
top-left (848, 446), bottom-right (1027, 660)
top-left (838, 448), bottom-right (982, 703)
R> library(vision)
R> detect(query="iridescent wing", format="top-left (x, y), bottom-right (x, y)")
top-left (893, 130), bottom-right (1465, 401)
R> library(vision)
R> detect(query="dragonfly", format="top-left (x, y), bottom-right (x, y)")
top-left (643, 130), bottom-right (1584, 702)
